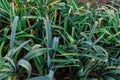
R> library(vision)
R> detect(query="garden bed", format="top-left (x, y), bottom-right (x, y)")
top-left (0, 0), bottom-right (120, 80)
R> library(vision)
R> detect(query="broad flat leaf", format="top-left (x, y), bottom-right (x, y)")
top-left (10, 40), bottom-right (31, 58)
top-left (82, 54), bottom-right (107, 62)
top-left (3, 63), bottom-right (12, 68)
top-left (53, 65), bottom-right (79, 68)
top-left (10, 16), bottom-right (19, 49)
top-left (28, 76), bottom-right (50, 80)
top-left (0, 68), bottom-right (13, 72)
top-left (62, 53), bottom-right (80, 56)
top-left (57, 48), bottom-right (73, 59)
top-left (4, 56), bottom-right (16, 72)
top-left (22, 16), bottom-right (43, 19)
top-left (50, 59), bottom-right (79, 63)
top-left (82, 41), bottom-right (92, 46)
top-left (103, 70), bottom-right (120, 75)
top-left (52, 37), bottom-right (59, 60)
top-left (66, 32), bottom-right (75, 45)
top-left (1, 34), bottom-right (32, 51)
top-left (44, 19), bottom-right (52, 48)
top-left (93, 33), bottom-right (105, 45)
top-left (47, 70), bottom-right (54, 79)
top-left (18, 59), bottom-right (31, 78)
top-left (0, 74), bottom-right (8, 80)
top-left (88, 21), bottom-right (98, 41)
top-left (44, 19), bottom-right (53, 68)
top-left (52, 37), bottom-right (59, 51)
top-left (94, 45), bottom-right (108, 59)
top-left (23, 48), bottom-right (51, 60)
top-left (105, 75), bottom-right (116, 80)
top-left (15, 40), bottom-right (32, 51)
top-left (80, 32), bottom-right (88, 39)
top-left (28, 70), bottom-right (54, 80)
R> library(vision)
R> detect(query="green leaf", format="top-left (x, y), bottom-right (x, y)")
top-left (44, 19), bottom-right (52, 48)
top-left (50, 59), bottom-right (79, 63)
top-left (28, 70), bottom-right (54, 80)
top-left (28, 76), bottom-right (50, 80)
top-left (80, 32), bottom-right (88, 39)
top-left (93, 33), bottom-right (105, 45)
top-left (57, 48), bottom-right (74, 59)
top-left (10, 40), bottom-right (31, 58)
top-left (47, 70), bottom-right (54, 79)
top-left (103, 70), bottom-right (120, 75)
top-left (82, 54), bottom-right (107, 62)
top-left (0, 41), bottom-right (5, 57)
top-left (104, 75), bottom-right (116, 80)
top-left (15, 40), bottom-right (32, 51)
top-left (23, 48), bottom-right (51, 60)
top-left (18, 59), bottom-right (32, 78)
top-left (0, 74), bottom-right (8, 80)
top-left (94, 45), bottom-right (108, 59)
top-left (53, 65), bottom-right (79, 68)
top-left (10, 16), bottom-right (19, 49)
top-left (0, 68), bottom-right (13, 72)
top-left (52, 37), bottom-right (59, 59)
top-left (88, 21), bottom-right (98, 41)
top-left (4, 56), bottom-right (16, 72)
top-left (52, 37), bottom-right (59, 51)
top-left (67, 32), bottom-right (75, 45)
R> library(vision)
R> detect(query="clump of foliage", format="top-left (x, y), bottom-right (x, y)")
top-left (0, 0), bottom-right (120, 80)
